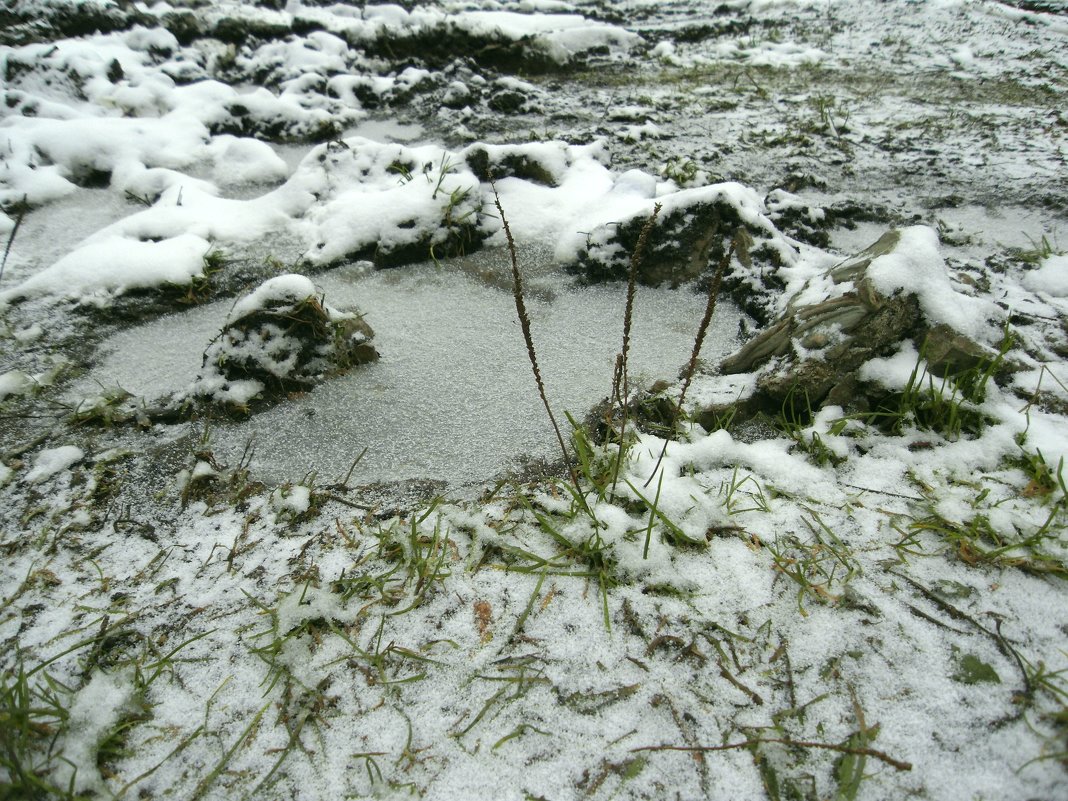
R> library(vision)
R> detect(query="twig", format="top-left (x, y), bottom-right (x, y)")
top-left (631, 737), bottom-right (912, 771)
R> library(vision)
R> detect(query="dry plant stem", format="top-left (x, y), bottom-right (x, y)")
top-left (631, 738), bottom-right (912, 771)
top-left (492, 187), bottom-right (578, 489)
top-left (0, 196), bottom-right (27, 287)
top-left (610, 203), bottom-right (662, 498)
top-left (644, 240), bottom-right (735, 487)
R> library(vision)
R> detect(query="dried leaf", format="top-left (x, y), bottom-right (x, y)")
top-left (474, 599), bottom-right (492, 643)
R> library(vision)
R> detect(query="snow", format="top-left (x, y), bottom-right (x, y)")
top-left (56, 669), bottom-right (137, 794)
top-left (206, 135), bottom-right (289, 187)
top-left (1022, 253), bottom-right (1068, 297)
top-left (859, 341), bottom-right (923, 388)
top-left (190, 460), bottom-right (218, 482)
top-left (229, 273), bottom-right (317, 319)
top-left (1, 1), bottom-right (1067, 800)
top-left (0, 369), bottom-right (34, 400)
top-left (310, 4), bottom-right (639, 64)
top-left (271, 484), bottom-right (312, 517)
top-left (555, 177), bottom-right (795, 270)
top-left (1, 234), bottom-right (211, 305)
top-left (24, 445), bottom-right (84, 483)
top-left (866, 226), bottom-right (1000, 342)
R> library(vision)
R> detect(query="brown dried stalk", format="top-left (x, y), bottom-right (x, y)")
top-left (630, 737), bottom-right (912, 771)
top-left (644, 228), bottom-right (751, 487)
top-left (609, 202), bottom-right (662, 498)
top-left (492, 187), bottom-right (578, 488)
top-left (0, 195), bottom-right (28, 287)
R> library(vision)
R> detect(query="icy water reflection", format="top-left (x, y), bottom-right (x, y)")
top-left (88, 250), bottom-right (743, 492)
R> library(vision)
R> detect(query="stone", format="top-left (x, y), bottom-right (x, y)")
top-left (712, 228), bottom-right (1012, 421)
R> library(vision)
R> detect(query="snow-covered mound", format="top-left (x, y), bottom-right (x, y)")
top-left (192, 274), bottom-right (377, 410)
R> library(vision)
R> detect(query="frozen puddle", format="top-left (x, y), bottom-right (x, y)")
top-left (86, 254), bottom-right (742, 492)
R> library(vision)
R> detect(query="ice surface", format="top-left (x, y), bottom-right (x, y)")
top-left (83, 251), bottom-right (740, 491)
top-left (0, 188), bottom-right (134, 287)
top-left (342, 119), bottom-right (425, 143)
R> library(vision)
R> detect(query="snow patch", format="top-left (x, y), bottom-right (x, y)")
top-left (1, 234), bottom-right (211, 305)
top-left (56, 669), bottom-right (137, 794)
top-left (866, 226), bottom-right (999, 342)
top-left (24, 446), bottom-right (85, 483)
top-left (1022, 254), bottom-right (1068, 297)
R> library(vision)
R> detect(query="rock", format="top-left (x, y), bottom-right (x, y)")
top-left (714, 228), bottom-right (1010, 421)
top-left (193, 275), bottom-right (377, 411)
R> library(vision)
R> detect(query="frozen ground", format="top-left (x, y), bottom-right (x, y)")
top-left (1, 1), bottom-right (1067, 800)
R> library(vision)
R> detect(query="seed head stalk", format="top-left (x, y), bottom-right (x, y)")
top-left (0, 195), bottom-right (28, 287)
top-left (610, 202), bottom-right (662, 498)
top-left (644, 234), bottom-right (738, 487)
top-left (492, 187), bottom-right (579, 491)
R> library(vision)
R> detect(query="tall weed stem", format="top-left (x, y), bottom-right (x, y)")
top-left (0, 196), bottom-right (28, 287)
top-left (610, 203), bottom-right (662, 498)
top-left (492, 187), bottom-right (579, 491)
top-left (645, 230), bottom-right (746, 486)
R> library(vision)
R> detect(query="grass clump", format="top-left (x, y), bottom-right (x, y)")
top-left (775, 386), bottom-right (850, 467)
top-left (1015, 233), bottom-right (1063, 265)
top-left (766, 511), bottom-right (861, 616)
top-left (0, 624), bottom-right (208, 799)
top-left (898, 440), bottom-right (1067, 578)
top-left (170, 247), bottom-right (228, 306)
top-left (868, 327), bottom-right (1014, 441)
